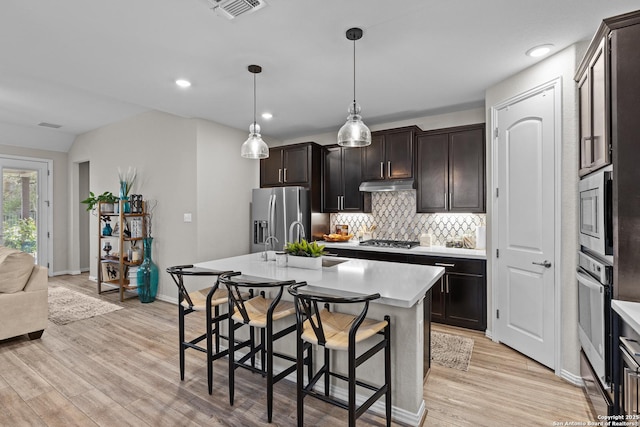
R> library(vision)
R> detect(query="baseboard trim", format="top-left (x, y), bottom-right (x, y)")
top-left (484, 328), bottom-right (493, 340)
top-left (52, 269), bottom-right (81, 276)
top-left (156, 294), bottom-right (178, 305)
top-left (560, 368), bottom-right (584, 387)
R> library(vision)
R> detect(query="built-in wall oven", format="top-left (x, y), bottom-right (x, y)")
top-left (579, 165), bottom-right (613, 262)
top-left (578, 250), bottom-right (614, 415)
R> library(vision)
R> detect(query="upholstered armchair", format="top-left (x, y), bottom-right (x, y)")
top-left (0, 246), bottom-right (48, 341)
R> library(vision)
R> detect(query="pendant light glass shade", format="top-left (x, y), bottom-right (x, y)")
top-left (241, 65), bottom-right (269, 159)
top-left (337, 102), bottom-right (371, 147)
top-left (338, 27), bottom-right (371, 147)
top-left (241, 123), bottom-right (269, 159)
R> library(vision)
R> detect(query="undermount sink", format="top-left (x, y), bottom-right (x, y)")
top-left (322, 258), bottom-right (349, 268)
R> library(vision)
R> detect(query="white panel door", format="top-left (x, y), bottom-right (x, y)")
top-left (495, 87), bottom-right (556, 369)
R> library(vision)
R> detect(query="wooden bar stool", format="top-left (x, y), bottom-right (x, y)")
top-left (219, 272), bottom-right (313, 423)
top-left (288, 282), bottom-right (391, 427)
top-left (166, 265), bottom-right (238, 395)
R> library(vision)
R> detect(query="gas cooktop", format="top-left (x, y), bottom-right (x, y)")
top-left (359, 239), bottom-right (420, 249)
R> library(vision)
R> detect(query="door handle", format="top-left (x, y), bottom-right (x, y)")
top-left (532, 260), bottom-right (552, 268)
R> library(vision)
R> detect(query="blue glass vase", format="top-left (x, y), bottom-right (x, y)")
top-left (120, 196), bottom-right (131, 213)
top-left (137, 237), bottom-right (158, 303)
top-left (102, 223), bottom-right (112, 236)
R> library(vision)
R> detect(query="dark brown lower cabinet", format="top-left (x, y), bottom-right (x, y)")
top-left (326, 247), bottom-right (487, 331)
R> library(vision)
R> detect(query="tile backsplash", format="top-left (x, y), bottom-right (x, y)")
top-left (330, 191), bottom-right (485, 245)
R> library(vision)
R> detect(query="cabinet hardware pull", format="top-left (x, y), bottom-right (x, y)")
top-left (380, 162), bottom-right (384, 178)
top-left (446, 275), bottom-right (450, 293)
top-left (337, 196), bottom-right (341, 210)
top-left (278, 168), bottom-right (282, 183)
top-left (435, 263), bottom-right (455, 268)
top-left (341, 196), bottom-right (345, 210)
top-left (449, 193), bottom-right (452, 210)
top-left (387, 161), bottom-right (391, 177)
top-left (284, 168), bottom-right (287, 182)
top-left (440, 279), bottom-right (444, 293)
top-left (444, 192), bottom-right (448, 209)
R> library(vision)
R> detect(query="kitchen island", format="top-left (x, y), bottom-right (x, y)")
top-left (196, 252), bottom-right (444, 426)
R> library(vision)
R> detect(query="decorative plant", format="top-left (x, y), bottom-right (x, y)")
top-left (284, 239), bottom-right (326, 257)
top-left (145, 199), bottom-right (158, 238)
top-left (117, 166), bottom-right (137, 199)
top-left (81, 191), bottom-right (118, 212)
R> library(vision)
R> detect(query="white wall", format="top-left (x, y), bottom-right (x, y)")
top-left (195, 119), bottom-right (260, 263)
top-left (78, 161), bottom-right (90, 271)
top-left (485, 42), bottom-right (587, 378)
top-left (0, 143), bottom-right (69, 274)
top-left (68, 110), bottom-right (260, 302)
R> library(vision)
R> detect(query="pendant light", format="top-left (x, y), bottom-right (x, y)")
top-left (337, 27), bottom-right (371, 147)
top-left (241, 65), bottom-right (269, 159)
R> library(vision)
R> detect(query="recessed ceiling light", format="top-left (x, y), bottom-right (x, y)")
top-left (261, 112), bottom-right (273, 120)
top-left (526, 44), bottom-right (554, 58)
top-left (175, 79), bottom-right (191, 88)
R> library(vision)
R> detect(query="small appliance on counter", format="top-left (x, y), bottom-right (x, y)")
top-left (419, 233), bottom-right (433, 247)
top-left (475, 226), bottom-right (486, 249)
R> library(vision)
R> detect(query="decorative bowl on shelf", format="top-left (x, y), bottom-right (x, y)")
top-left (322, 233), bottom-right (354, 242)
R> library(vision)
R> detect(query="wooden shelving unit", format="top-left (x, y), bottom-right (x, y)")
top-left (97, 200), bottom-right (146, 301)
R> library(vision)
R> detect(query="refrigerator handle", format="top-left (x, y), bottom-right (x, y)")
top-left (268, 194), bottom-right (276, 239)
top-left (254, 221), bottom-right (258, 244)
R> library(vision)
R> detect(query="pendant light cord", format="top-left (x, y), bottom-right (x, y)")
top-left (253, 72), bottom-right (257, 127)
top-left (352, 37), bottom-right (357, 106)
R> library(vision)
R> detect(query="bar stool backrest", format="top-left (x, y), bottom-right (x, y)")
top-left (219, 272), bottom-right (296, 324)
top-left (288, 282), bottom-right (381, 347)
top-left (166, 264), bottom-right (232, 308)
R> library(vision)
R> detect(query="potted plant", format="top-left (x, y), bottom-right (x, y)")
top-left (81, 191), bottom-right (119, 214)
top-left (284, 239), bottom-right (326, 270)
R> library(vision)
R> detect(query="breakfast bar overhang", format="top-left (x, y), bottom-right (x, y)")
top-left (196, 253), bottom-right (444, 426)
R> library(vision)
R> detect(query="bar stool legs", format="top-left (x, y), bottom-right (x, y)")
top-left (289, 284), bottom-right (392, 427)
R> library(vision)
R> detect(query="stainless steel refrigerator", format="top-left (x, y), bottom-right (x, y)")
top-left (250, 187), bottom-right (328, 253)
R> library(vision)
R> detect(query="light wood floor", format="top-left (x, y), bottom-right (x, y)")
top-left (0, 274), bottom-right (594, 426)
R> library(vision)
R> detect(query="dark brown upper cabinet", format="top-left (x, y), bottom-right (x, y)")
top-left (261, 144), bottom-right (310, 187)
top-left (260, 142), bottom-right (324, 211)
top-left (323, 145), bottom-right (370, 213)
top-left (361, 126), bottom-right (418, 181)
top-left (416, 124), bottom-right (485, 213)
top-left (577, 36), bottom-right (609, 177)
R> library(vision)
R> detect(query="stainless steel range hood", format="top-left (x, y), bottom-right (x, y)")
top-left (359, 179), bottom-right (415, 192)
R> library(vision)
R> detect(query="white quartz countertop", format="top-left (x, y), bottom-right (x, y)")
top-left (196, 253), bottom-right (445, 308)
top-left (612, 300), bottom-right (640, 333)
top-left (321, 240), bottom-right (487, 260)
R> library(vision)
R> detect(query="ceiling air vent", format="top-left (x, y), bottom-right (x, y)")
top-left (206, 0), bottom-right (267, 20)
top-left (38, 122), bottom-right (62, 129)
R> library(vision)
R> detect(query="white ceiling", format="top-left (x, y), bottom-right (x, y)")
top-left (1, 0), bottom-right (638, 152)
